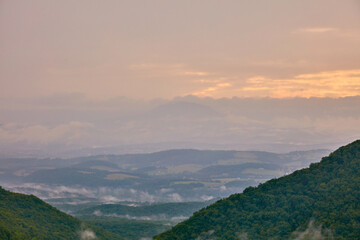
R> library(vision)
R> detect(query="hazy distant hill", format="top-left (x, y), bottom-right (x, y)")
top-left (155, 140), bottom-right (360, 239)
top-left (75, 201), bottom-right (214, 220)
top-left (2, 149), bottom-right (330, 203)
top-left (0, 187), bottom-right (123, 240)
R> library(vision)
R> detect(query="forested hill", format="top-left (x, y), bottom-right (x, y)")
top-left (155, 140), bottom-right (360, 240)
top-left (0, 187), bottom-right (123, 240)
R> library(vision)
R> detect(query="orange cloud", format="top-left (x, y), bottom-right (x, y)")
top-left (183, 71), bottom-right (210, 76)
top-left (294, 27), bottom-right (338, 34)
top-left (128, 63), bottom-right (211, 78)
top-left (191, 82), bottom-right (232, 97)
top-left (238, 69), bottom-right (360, 98)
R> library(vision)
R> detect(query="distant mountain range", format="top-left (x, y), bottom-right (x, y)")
top-left (155, 140), bottom-right (360, 239)
top-left (1, 149), bottom-right (330, 203)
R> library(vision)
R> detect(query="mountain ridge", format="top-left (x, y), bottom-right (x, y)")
top-left (155, 140), bottom-right (360, 239)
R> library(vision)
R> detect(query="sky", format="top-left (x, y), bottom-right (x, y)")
top-left (1, 0), bottom-right (360, 157)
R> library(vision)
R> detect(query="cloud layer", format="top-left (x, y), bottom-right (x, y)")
top-left (1, 96), bottom-right (360, 157)
top-left (189, 69), bottom-right (360, 98)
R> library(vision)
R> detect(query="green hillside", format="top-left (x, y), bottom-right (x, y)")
top-left (0, 187), bottom-right (123, 240)
top-left (155, 140), bottom-right (360, 240)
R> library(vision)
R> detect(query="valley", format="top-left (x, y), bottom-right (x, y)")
top-left (0, 148), bottom-right (330, 239)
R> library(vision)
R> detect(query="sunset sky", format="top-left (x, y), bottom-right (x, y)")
top-left (1, 0), bottom-right (360, 100)
top-left (1, 0), bottom-right (360, 157)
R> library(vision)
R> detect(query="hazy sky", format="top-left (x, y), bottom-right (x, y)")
top-left (1, 0), bottom-right (360, 100)
top-left (1, 1), bottom-right (360, 157)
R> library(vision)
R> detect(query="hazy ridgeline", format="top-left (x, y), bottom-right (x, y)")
top-left (1, 148), bottom-right (329, 204)
top-left (1, 96), bottom-right (359, 158)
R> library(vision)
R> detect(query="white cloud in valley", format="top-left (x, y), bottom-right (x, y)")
top-left (80, 229), bottom-right (96, 240)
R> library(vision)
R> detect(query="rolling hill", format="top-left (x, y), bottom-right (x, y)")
top-left (75, 201), bottom-right (214, 221)
top-left (155, 140), bottom-right (360, 239)
top-left (2, 149), bottom-right (329, 204)
top-left (0, 187), bottom-right (123, 240)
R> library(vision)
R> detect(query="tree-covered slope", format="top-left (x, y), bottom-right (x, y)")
top-left (0, 187), bottom-right (123, 240)
top-left (155, 140), bottom-right (360, 240)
